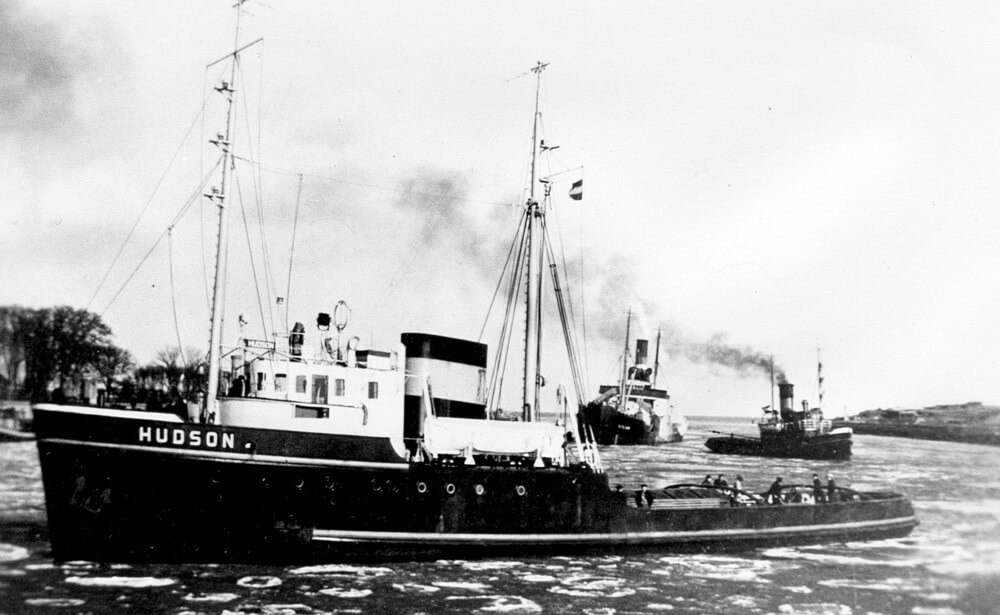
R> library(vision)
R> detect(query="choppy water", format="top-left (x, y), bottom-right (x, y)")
top-left (2, 417), bottom-right (999, 614)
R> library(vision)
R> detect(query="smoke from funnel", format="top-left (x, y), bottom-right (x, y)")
top-left (385, 169), bottom-right (785, 383)
top-left (392, 169), bottom-right (512, 278)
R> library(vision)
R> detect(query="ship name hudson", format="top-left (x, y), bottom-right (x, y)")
top-left (138, 426), bottom-right (236, 450)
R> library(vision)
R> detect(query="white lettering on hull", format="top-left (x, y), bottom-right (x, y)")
top-left (137, 426), bottom-right (235, 450)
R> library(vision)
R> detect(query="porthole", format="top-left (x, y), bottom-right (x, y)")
top-left (515, 485), bottom-right (526, 497)
top-left (445, 483), bottom-right (456, 495)
top-left (371, 479), bottom-right (382, 492)
top-left (475, 484), bottom-right (485, 496)
top-left (416, 481), bottom-right (428, 494)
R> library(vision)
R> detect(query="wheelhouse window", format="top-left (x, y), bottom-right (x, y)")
top-left (274, 373), bottom-right (287, 393)
top-left (334, 378), bottom-right (346, 397)
top-left (312, 375), bottom-right (329, 404)
top-left (295, 375), bottom-right (307, 394)
top-left (256, 372), bottom-right (267, 392)
top-left (368, 381), bottom-right (379, 399)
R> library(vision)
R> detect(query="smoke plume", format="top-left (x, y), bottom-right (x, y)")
top-left (384, 170), bottom-right (785, 383)
top-left (392, 169), bottom-right (514, 278)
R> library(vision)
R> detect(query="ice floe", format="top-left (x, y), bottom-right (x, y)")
top-left (182, 592), bottom-right (240, 602)
top-left (548, 574), bottom-right (635, 598)
top-left (0, 543), bottom-right (29, 562)
top-left (64, 576), bottom-right (175, 588)
top-left (432, 581), bottom-right (491, 591)
top-left (317, 587), bottom-right (372, 598)
top-left (445, 595), bottom-right (542, 613)
top-left (235, 575), bottom-right (282, 588)
top-left (392, 582), bottom-right (440, 593)
top-left (23, 598), bottom-right (86, 607)
top-left (288, 564), bottom-right (393, 577)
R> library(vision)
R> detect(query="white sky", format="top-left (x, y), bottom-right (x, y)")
top-left (3, 1), bottom-right (1000, 416)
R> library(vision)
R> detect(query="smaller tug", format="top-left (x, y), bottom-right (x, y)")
top-left (583, 332), bottom-right (687, 445)
top-left (704, 382), bottom-right (853, 460)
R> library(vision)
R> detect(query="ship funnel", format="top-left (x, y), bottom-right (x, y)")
top-left (779, 382), bottom-right (795, 419)
top-left (635, 339), bottom-right (649, 366)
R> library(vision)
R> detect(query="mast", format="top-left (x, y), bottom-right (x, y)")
top-left (522, 61), bottom-right (547, 422)
top-left (205, 1), bottom-right (247, 423)
top-left (652, 328), bottom-right (662, 386)
top-left (618, 309), bottom-right (631, 403)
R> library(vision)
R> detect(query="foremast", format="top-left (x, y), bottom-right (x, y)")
top-left (522, 61), bottom-right (548, 422)
top-left (205, 1), bottom-right (252, 423)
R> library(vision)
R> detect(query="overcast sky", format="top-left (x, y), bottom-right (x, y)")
top-left (3, 1), bottom-right (1000, 416)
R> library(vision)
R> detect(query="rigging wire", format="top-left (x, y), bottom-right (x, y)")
top-left (285, 174), bottom-right (304, 333)
top-left (167, 229), bottom-right (186, 369)
top-left (478, 213), bottom-right (528, 343)
top-left (549, 185), bottom-right (589, 396)
top-left (484, 213), bottom-right (527, 410)
top-left (237, 60), bottom-right (276, 334)
top-left (486, 211), bottom-right (529, 413)
top-left (86, 98), bottom-right (211, 312)
top-left (234, 171), bottom-right (271, 343)
top-left (99, 157), bottom-right (223, 317)
top-left (543, 217), bottom-right (586, 404)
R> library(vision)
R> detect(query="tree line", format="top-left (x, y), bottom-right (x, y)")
top-left (0, 305), bottom-right (204, 403)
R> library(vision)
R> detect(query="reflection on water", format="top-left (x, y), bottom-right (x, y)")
top-left (1, 418), bottom-right (998, 614)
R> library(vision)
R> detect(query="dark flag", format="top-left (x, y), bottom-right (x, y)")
top-left (568, 179), bottom-right (582, 200)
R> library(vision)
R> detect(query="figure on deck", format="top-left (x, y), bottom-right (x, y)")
top-left (812, 473), bottom-right (825, 503)
top-left (765, 477), bottom-right (784, 505)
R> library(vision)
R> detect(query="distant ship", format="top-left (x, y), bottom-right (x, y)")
top-left (704, 382), bottom-right (853, 460)
top-left (583, 324), bottom-right (687, 445)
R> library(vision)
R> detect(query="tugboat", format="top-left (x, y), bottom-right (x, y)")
top-left (32, 5), bottom-right (912, 563)
top-left (704, 381), bottom-right (853, 460)
top-left (583, 321), bottom-right (687, 445)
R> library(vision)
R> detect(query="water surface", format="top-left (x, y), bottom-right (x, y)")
top-left (1, 417), bottom-right (998, 614)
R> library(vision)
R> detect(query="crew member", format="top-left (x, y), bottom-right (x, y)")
top-left (228, 374), bottom-right (247, 397)
top-left (765, 477), bottom-right (784, 505)
top-left (635, 484), bottom-right (654, 508)
top-left (812, 473), bottom-right (825, 503)
top-left (613, 484), bottom-right (627, 505)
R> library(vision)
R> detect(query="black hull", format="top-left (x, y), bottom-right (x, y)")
top-left (582, 404), bottom-right (660, 445)
top-left (704, 432), bottom-right (853, 461)
top-left (35, 407), bottom-right (909, 563)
